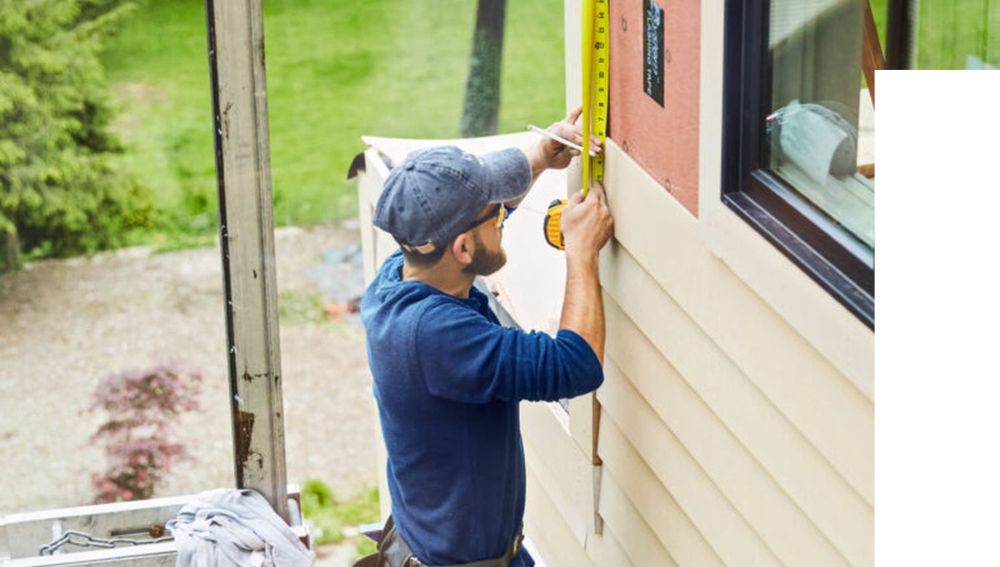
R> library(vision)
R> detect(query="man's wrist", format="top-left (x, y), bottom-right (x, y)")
top-left (566, 248), bottom-right (600, 271)
top-left (523, 145), bottom-right (547, 178)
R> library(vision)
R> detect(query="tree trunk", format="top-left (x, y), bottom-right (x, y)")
top-left (3, 227), bottom-right (21, 272)
top-left (460, 0), bottom-right (507, 137)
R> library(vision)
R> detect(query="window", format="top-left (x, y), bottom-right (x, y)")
top-left (723, 0), bottom-right (876, 327)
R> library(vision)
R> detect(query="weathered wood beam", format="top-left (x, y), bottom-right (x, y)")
top-left (886, 0), bottom-right (917, 70)
top-left (205, 0), bottom-right (289, 520)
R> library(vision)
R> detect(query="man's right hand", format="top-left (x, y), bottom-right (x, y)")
top-left (561, 182), bottom-right (614, 258)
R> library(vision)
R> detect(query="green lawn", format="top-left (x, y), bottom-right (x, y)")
top-left (102, 0), bottom-right (565, 249)
top-left (101, 0), bottom-right (995, 250)
top-left (869, 0), bottom-right (999, 69)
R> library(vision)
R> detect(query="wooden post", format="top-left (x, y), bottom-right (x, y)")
top-left (205, 0), bottom-right (289, 521)
top-left (862, 0), bottom-right (886, 104)
top-left (886, 0), bottom-right (917, 70)
top-left (460, 0), bottom-right (507, 136)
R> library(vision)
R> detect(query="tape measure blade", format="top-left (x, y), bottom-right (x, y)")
top-left (581, 0), bottom-right (595, 195)
top-left (592, 0), bottom-right (610, 184)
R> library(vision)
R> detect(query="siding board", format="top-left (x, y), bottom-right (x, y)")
top-left (597, 415), bottom-right (727, 567)
top-left (604, 328), bottom-right (863, 565)
top-left (599, 397), bottom-right (778, 566)
top-left (601, 243), bottom-right (874, 563)
top-left (524, 466), bottom-right (595, 567)
top-left (597, 469), bottom-right (678, 567)
top-left (520, 403), bottom-right (594, 548)
top-left (603, 142), bottom-right (875, 504)
top-left (583, 521), bottom-right (633, 567)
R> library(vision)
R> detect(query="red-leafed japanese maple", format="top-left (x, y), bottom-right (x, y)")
top-left (89, 361), bottom-right (203, 503)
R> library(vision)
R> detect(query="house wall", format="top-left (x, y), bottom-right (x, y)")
top-left (515, 0), bottom-right (874, 566)
top-left (607, 0), bottom-right (700, 216)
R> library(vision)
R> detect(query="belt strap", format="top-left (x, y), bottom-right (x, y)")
top-left (367, 516), bottom-right (523, 567)
top-left (437, 532), bottom-right (523, 567)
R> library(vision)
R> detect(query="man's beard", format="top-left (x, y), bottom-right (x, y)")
top-left (462, 233), bottom-right (506, 276)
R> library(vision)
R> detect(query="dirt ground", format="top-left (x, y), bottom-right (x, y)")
top-left (0, 221), bottom-right (377, 528)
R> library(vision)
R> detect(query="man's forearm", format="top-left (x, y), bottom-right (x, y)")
top-left (506, 146), bottom-right (547, 209)
top-left (559, 252), bottom-right (605, 363)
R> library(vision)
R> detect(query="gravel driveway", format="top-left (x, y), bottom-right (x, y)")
top-left (0, 221), bottom-right (377, 519)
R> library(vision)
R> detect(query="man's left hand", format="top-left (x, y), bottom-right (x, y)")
top-left (536, 105), bottom-right (603, 170)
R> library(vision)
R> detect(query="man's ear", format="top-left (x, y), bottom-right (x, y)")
top-left (451, 233), bottom-right (474, 267)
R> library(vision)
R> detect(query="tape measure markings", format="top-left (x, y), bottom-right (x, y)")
top-left (590, 0), bottom-right (610, 190)
top-left (545, 0), bottom-right (610, 251)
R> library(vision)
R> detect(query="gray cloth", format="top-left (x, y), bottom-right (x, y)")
top-left (166, 488), bottom-right (314, 567)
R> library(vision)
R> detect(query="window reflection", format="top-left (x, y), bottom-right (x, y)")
top-left (768, 0), bottom-right (875, 248)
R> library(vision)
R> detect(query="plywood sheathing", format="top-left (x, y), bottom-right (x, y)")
top-left (609, 0), bottom-right (701, 216)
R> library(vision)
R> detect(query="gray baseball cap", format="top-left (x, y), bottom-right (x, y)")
top-left (373, 145), bottom-right (531, 254)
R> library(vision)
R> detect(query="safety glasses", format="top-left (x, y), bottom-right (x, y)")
top-left (460, 204), bottom-right (511, 234)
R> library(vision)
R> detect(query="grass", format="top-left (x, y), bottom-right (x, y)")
top-left (868, 0), bottom-right (999, 69)
top-left (917, 0), bottom-right (1000, 69)
top-left (277, 290), bottom-right (328, 325)
top-left (101, 0), bottom-right (565, 251)
top-left (99, 0), bottom-right (994, 252)
top-left (299, 479), bottom-right (380, 548)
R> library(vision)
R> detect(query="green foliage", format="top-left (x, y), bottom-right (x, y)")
top-left (0, 0), bottom-right (154, 268)
top-left (98, 0), bottom-right (565, 252)
top-left (300, 479), bottom-right (380, 546)
top-left (354, 536), bottom-right (377, 560)
top-left (918, 0), bottom-right (1000, 69)
top-left (278, 290), bottom-right (328, 326)
top-left (869, 0), bottom-right (999, 69)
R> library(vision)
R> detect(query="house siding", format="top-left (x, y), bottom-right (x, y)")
top-left (513, 1), bottom-right (874, 565)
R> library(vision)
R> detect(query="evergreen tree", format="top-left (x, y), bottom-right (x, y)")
top-left (0, 0), bottom-right (153, 270)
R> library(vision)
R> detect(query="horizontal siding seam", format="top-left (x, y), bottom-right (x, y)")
top-left (523, 465), bottom-right (593, 567)
top-left (601, 465), bottom-right (682, 567)
top-left (603, 352), bottom-right (856, 566)
top-left (602, 364), bottom-right (784, 563)
top-left (608, 140), bottom-right (872, 401)
top-left (601, 244), bottom-right (874, 507)
top-left (614, 227), bottom-right (872, 412)
top-left (603, 150), bottom-right (875, 498)
top-left (593, 522), bottom-right (636, 567)
top-left (600, 403), bottom-right (779, 566)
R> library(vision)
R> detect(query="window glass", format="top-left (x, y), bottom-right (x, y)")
top-left (767, 0), bottom-right (875, 248)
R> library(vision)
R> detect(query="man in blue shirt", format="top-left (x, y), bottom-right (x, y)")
top-left (359, 107), bottom-right (614, 567)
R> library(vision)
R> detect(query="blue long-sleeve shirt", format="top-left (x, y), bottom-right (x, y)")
top-left (360, 250), bottom-right (604, 566)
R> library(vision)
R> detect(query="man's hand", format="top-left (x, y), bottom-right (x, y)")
top-left (558, 181), bottom-right (613, 364)
top-left (525, 106), bottom-right (603, 176)
top-left (561, 182), bottom-right (614, 259)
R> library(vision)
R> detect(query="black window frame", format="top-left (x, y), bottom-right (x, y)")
top-left (721, 0), bottom-right (875, 329)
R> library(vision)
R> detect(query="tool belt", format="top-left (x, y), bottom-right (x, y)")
top-left (353, 516), bottom-right (524, 567)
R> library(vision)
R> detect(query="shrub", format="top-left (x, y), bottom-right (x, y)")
top-left (0, 0), bottom-right (154, 270)
top-left (88, 359), bottom-right (202, 503)
top-left (300, 479), bottom-right (380, 546)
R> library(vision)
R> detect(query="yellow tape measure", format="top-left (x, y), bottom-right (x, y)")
top-left (545, 0), bottom-right (610, 250)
